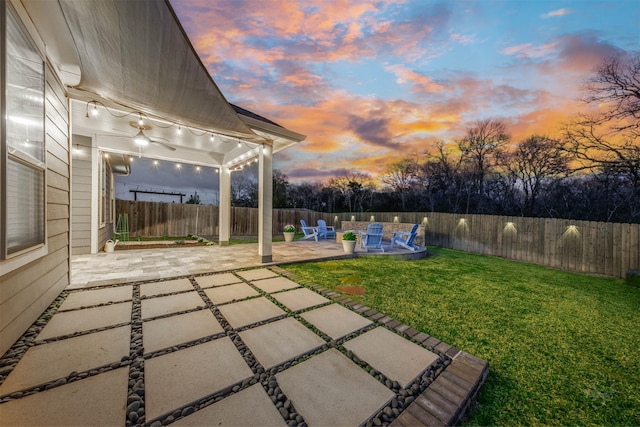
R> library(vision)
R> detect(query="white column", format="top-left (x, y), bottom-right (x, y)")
top-left (258, 144), bottom-right (273, 263)
top-left (219, 165), bottom-right (231, 246)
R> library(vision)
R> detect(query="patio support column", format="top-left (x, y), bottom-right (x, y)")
top-left (258, 144), bottom-right (273, 263)
top-left (219, 165), bottom-right (231, 246)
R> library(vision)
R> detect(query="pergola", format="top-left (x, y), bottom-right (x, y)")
top-left (28, 0), bottom-right (304, 262)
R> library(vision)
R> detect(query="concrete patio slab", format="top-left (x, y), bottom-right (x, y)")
top-left (195, 273), bottom-right (242, 288)
top-left (140, 278), bottom-right (194, 297)
top-left (173, 383), bottom-right (287, 427)
top-left (142, 309), bottom-right (224, 354)
top-left (144, 338), bottom-right (253, 421)
top-left (343, 327), bottom-right (439, 388)
top-left (239, 318), bottom-right (326, 369)
top-left (251, 276), bottom-right (300, 293)
top-left (58, 285), bottom-right (133, 311)
top-left (36, 302), bottom-right (132, 341)
top-left (203, 283), bottom-right (259, 305)
top-left (0, 326), bottom-right (130, 395)
top-left (271, 288), bottom-right (330, 311)
top-left (236, 268), bottom-right (278, 281)
top-left (218, 297), bottom-right (286, 329)
top-left (141, 291), bottom-right (205, 320)
top-left (301, 303), bottom-right (373, 340)
top-left (276, 348), bottom-right (395, 426)
top-left (0, 368), bottom-right (128, 426)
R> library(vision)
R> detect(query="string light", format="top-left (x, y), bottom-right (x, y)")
top-left (177, 125), bottom-right (182, 135)
top-left (210, 134), bottom-right (214, 142)
top-left (237, 141), bottom-right (241, 147)
top-left (91, 103), bottom-right (98, 117)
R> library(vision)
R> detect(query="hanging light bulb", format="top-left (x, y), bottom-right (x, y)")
top-left (237, 140), bottom-right (241, 147)
top-left (91, 103), bottom-right (98, 117)
top-left (138, 113), bottom-right (144, 126)
top-left (210, 134), bottom-right (214, 142)
top-left (177, 125), bottom-right (182, 136)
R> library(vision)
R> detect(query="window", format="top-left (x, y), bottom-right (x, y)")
top-left (1, 3), bottom-right (46, 258)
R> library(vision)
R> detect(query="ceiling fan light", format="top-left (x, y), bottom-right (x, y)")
top-left (133, 129), bottom-right (150, 146)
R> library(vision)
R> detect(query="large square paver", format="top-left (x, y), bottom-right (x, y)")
top-left (271, 288), bottom-right (329, 311)
top-left (218, 297), bottom-right (286, 329)
top-left (343, 327), bottom-right (439, 387)
top-left (236, 268), bottom-right (278, 281)
top-left (143, 310), bottom-right (224, 353)
top-left (0, 368), bottom-right (128, 426)
top-left (251, 277), bottom-right (300, 293)
top-left (276, 349), bottom-right (394, 426)
top-left (239, 318), bottom-right (325, 369)
top-left (301, 304), bottom-right (373, 340)
top-left (36, 302), bottom-right (131, 340)
top-left (58, 286), bottom-right (133, 311)
top-left (195, 273), bottom-right (242, 289)
top-left (145, 338), bottom-right (253, 420)
top-left (203, 283), bottom-right (259, 305)
top-left (0, 326), bottom-right (131, 395)
top-left (141, 291), bottom-right (205, 319)
top-left (174, 383), bottom-right (286, 426)
top-left (140, 278), bottom-right (194, 297)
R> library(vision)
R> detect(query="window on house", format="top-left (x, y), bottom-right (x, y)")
top-left (2, 4), bottom-right (46, 258)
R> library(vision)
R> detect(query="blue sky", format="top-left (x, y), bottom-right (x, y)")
top-left (131, 0), bottom-right (639, 192)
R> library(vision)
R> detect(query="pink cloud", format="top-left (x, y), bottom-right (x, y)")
top-left (385, 64), bottom-right (447, 93)
top-left (501, 42), bottom-right (557, 58)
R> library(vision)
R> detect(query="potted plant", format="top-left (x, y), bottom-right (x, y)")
top-left (283, 224), bottom-right (296, 242)
top-left (342, 231), bottom-right (357, 254)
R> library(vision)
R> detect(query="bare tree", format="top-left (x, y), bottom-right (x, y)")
top-left (457, 119), bottom-right (511, 206)
top-left (380, 158), bottom-right (419, 210)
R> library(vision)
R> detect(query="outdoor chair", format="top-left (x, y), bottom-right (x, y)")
top-left (299, 219), bottom-right (318, 241)
top-left (390, 223), bottom-right (420, 251)
top-left (316, 219), bottom-right (336, 240)
top-left (359, 223), bottom-right (385, 252)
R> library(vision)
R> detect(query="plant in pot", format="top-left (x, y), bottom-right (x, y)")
top-left (283, 224), bottom-right (296, 242)
top-left (342, 231), bottom-right (357, 254)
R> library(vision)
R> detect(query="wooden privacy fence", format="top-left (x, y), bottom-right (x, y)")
top-left (115, 201), bottom-right (639, 278)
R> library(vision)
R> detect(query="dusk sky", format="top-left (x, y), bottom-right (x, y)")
top-left (166, 0), bottom-right (639, 183)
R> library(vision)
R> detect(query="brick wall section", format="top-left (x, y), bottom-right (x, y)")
top-left (341, 221), bottom-right (425, 246)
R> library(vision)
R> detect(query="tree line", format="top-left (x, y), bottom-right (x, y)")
top-left (231, 53), bottom-right (640, 223)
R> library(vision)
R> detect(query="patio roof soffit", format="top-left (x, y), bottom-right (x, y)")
top-left (57, 0), bottom-right (264, 144)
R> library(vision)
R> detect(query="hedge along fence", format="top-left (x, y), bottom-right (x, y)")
top-left (116, 200), bottom-right (639, 278)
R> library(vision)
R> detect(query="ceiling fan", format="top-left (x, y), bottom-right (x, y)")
top-left (109, 121), bottom-right (176, 154)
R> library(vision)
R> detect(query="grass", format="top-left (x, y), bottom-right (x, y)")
top-left (282, 248), bottom-right (640, 426)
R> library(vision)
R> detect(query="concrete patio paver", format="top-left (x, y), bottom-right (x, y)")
top-left (301, 303), bottom-right (373, 340)
top-left (140, 278), bottom-right (194, 297)
top-left (0, 368), bottom-right (128, 426)
top-left (194, 273), bottom-right (242, 288)
top-left (271, 288), bottom-right (330, 311)
top-left (144, 338), bottom-right (253, 421)
top-left (58, 285), bottom-right (133, 311)
top-left (203, 283), bottom-right (259, 305)
top-left (343, 327), bottom-right (439, 388)
top-left (173, 383), bottom-right (287, 427)
top-left (251, 276), bottom-right (300, 293)
top-left (239, 318), bottom-right (326, 369)
top-left (36, 302), bottom-right (132, 340)
top-left (142, 309), bottom-right (224, 354)
top-left (140, 291), bottom-right (205, 320)
top-left (236, 268), bottom-right (278, 281)
top-left (276, 348), bottom-right (395, 426)
top-left (0, 326), bottom-right (130, 395)
top-left (218, 297), bottom-right (286, 329)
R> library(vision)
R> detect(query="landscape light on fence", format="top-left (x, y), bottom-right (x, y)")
top-left (422, 217), bottom-right (428, 225)
top-left (370, 215), bottom-right (375, 222)
top-left (351, 215), bottom-right (356, 221)
top-left (393, 216), bottom-right (399, 223)
top-left (334, 215), bottom-right (339, 225)
top-left (503, 221), bottom-right (517, 236)
top-left (563, 225), bottom-right (581, 238)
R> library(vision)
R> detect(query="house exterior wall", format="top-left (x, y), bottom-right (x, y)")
top-left (71, 135), bottom-right (92, 255)
top-left (0, 58), bottom-right (70, 355)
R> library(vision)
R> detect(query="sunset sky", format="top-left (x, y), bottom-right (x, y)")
top-left (168, 0), bottom-right (639, 184)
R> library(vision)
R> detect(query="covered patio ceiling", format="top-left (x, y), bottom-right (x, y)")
top-left (24, 0), bottom-right (304, 168)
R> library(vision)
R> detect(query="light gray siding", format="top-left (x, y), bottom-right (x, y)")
top-left (71, 135), bottom-right (92, 255)
top-left (0, 62), bottom-right (70, 355)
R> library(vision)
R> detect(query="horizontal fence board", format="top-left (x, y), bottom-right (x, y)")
top-left (114, 200), bottom-right (639, 278)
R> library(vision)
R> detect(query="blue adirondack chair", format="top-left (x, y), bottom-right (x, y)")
top-left (299, 219), bottom-right (318, 241)
top-left (390, 223), bottom-right (420, 251)
top-left (316, 219), bottom-right (336, 240)
top-left (359, 223), bottom-right (385, 252)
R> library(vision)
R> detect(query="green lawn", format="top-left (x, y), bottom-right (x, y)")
top-left (282, 248), bottom-right (640, 426)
